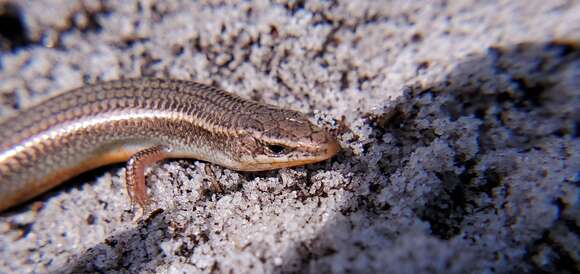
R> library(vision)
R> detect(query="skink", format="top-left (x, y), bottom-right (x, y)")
top-left (0, 78), bottom-right (339, 212)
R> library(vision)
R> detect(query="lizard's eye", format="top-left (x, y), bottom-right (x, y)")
top-left (266, 144), bottom-right (288, 155)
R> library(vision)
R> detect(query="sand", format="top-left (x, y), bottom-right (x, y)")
top-left (0, 0), bottom-right (578, 273)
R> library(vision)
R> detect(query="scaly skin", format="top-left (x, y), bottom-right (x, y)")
top-left (0, 78), bottom-right (339, 212)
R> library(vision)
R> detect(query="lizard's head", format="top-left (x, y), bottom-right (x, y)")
top-left (233, 108), bottom-right (339, 171)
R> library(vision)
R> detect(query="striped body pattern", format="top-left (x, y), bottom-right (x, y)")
top-left (0, 78), bottom-right (339, 211)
